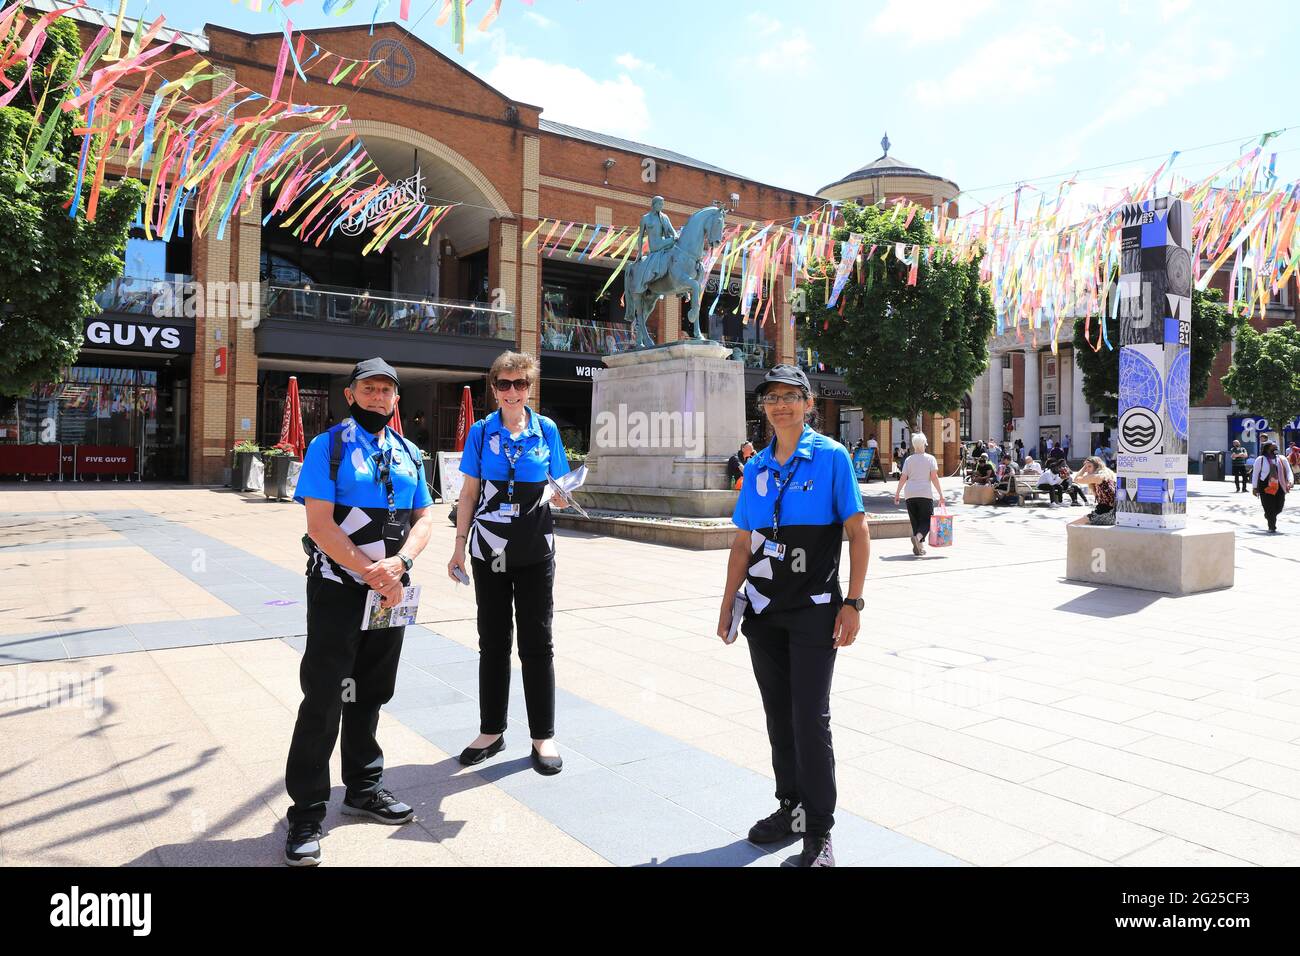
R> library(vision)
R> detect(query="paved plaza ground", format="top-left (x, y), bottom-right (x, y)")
top-left (0, 475), bottom-right (1297, 867)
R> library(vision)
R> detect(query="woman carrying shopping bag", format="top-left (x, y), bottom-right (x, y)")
top-left (1252, 441), bottom-right (1294, 534)
top-left (893, 432), bottom-right (945, 556)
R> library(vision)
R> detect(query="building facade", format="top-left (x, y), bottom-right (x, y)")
top-left (815, 136), bottom-right (965, 475)
top-left (2, 10), bottom-right (863, 485)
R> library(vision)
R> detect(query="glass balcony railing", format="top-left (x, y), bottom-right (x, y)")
top-left (265, 282), bottom-right (515, 340)
top-left (797, 348), bottom-right (847, 376)
top-left (718, 338), bottom-right (775, 369)
top-left (541, 316), bottom-right (636, 355)
top-left (95, 274), bottom-right (194, 316)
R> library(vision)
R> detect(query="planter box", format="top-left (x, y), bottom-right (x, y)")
top-left (264, 454), bottom-right (294, 500)
top-left (234, 451), bottom-right (259, 492)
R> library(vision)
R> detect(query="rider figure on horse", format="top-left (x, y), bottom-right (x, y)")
top-left (638, 196), bottom-right (677, 255)
top-left (633, 196), bottom-right (678, 293)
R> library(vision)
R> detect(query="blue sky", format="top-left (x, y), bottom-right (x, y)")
top-left (123, 0), bottom-right (1298, 212)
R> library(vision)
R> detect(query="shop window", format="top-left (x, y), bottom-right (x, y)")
top-left (960, 394), bottom-right (971, 442)
top-left (542, 261), bottom-right (629, 354)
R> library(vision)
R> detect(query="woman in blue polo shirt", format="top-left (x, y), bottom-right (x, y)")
top-left (717, 365), bottom-right (870, 868)
top-left (448, 351), bottom-right (571, 775)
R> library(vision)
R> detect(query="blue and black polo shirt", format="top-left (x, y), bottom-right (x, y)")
top-left (294, 420), bottom-right (433, 587)
top-left (460, 407), bottom-right (570, 568)
top-left (732, 426), bottom-right (864, 616)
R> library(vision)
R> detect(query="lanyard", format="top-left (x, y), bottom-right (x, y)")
top-left (502, 437), bottom-right (525, 501)
top-left (368, 434), bottom-right (397, 524)
top-left (770, 457), bottom-right (802, 541)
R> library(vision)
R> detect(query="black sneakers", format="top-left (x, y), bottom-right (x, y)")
top-left (798, 835), bottom-right (835, 867)
top-left (284, 821), bottom-right (323, 867)
top-left (748, 799), bottom-right (798, 844)
top-left (341, 787), bottom-right (414, 824)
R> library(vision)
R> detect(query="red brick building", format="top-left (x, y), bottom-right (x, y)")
top-left (6, 9), bottom-right (858, 485)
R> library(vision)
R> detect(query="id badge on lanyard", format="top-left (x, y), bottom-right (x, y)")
top-left (500, 438), bottom-right (525, 518)
top-left (767, 459), bottom-right (802, 561)
top-left (374, 445), bottom-right (405, 547)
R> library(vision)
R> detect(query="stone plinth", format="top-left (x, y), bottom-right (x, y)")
top-left (1066, 523), bottom-right (1234, 595)
top-left (576, 339), bottom-right (745, 518)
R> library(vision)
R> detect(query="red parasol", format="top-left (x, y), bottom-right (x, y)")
top-left (391, 394), bottom-right (405, 437)
top-left (455, 385), bottom-right (473, 452)
top-left (279, 375), bottom-right (306, 459)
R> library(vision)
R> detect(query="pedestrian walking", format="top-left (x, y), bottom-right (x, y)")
top-left (1252, 442), bottom-right (1294, 533)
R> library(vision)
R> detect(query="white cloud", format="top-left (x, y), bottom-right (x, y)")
top-left (1159, 0), bottom-right (1192, 20)
top-left (486, 56), bottom-right (651, 138)
top-left (615, 52), bottom-right (654, 72)
top-left (912, 25), bottom-right (1078, 106)
top-left (871, 0), bottom-right (998, 45)
top-left (746, 12), bottom-right (783, 36)
top-left (524, 12), bottom-right (553, 28)
top-left (734, 15), bottom-right (813, 73)
top-left (1050, 30), bottom-right (1237, 170)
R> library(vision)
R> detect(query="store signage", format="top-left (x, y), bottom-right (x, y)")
top-left (83, 317), bottom-right (194, 353)
top-left (541, 355), bottom-right (603, 382)
top-left (340, 169), bottom-right (427, 236)
top-left (214, 346), bottom-right (228, 376)
top-left (820, 385), bottom-right (852, 400)
top-left (76, 446), bottom-right (135, 475)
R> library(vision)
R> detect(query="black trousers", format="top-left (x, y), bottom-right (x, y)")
top-left (1233, 464), bottom-right (1249, 492)
top-left (1260, 489), bottom-right (1286, 530)
top-left (742, 604), bottom-right (839, 838)
top-left (471, 556), bottom-right (556, 739)
top-left (286, 577), bottom-right (405, 825)
top-left (905, 497), bottom-right (933, 537)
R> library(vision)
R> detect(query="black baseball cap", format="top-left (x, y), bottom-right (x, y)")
top-left (349, 357), bottom-right (399, 388)
top-left (755, 363), bottom-right (811, 397)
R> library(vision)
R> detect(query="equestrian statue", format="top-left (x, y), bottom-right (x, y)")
top-left (623, 197), bottom-right (726, 348)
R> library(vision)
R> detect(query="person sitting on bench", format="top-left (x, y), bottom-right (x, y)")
top-left (971, 454), bottom-right (995, 485)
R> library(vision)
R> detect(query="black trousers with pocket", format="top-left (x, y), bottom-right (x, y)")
top-left (1260, 488), bottom-right (1286, 531)
top-left (285, 576), bottom-right (405, 826)
top-left (471, 555), bottom-right (556, 739)
top-left (905, 496), bottom-right (933, 537)
top-left (742, 603), bottom-right (839, 838)
top-left (1233, 463), bottom-right (1249, 492)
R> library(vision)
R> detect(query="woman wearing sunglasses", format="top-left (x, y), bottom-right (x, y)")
top-left (448, 352), bottom-right (572, 774)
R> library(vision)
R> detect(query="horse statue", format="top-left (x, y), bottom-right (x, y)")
top-left (624, 203), bottom-right (727, 348)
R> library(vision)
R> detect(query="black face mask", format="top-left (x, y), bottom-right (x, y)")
top-left (348, 401), bottom-right (394, 434)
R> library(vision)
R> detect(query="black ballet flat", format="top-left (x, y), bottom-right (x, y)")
top-left (458, 736), bottom-right (505, 766)
top-left (530, 745), bottom-right (563, 776)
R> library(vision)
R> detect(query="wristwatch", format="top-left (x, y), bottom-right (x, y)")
top-left (843, 597), bottom-right (864, 611)
top-left (398, 552), bottom-right (414, 572)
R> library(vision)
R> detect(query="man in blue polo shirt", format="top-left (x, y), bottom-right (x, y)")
top-left (283, 357), bottom-right (434, 866)
top-left (718, 365), bottom-right (869, 867)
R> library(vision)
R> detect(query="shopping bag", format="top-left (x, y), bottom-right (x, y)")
top-left (928, 500), bottom-right (954, 548)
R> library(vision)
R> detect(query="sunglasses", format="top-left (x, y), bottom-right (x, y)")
top-left (494, 378), bottom-right (530, 392)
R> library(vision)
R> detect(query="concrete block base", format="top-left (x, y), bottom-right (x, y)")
top-left (1066, 523), bottom-right (1235, 595)
top-left (963, 485), bottom-right (995, 505)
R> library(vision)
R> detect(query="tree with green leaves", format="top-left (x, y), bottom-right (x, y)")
top-left (794, 203), bottom-right (995, 429)
top-left (1072, 288), bottom-right (1242, 427)
top-left (1222, 321), bottom-right (1300, 443)
top-left (0, 17), bottom-right (144, 399)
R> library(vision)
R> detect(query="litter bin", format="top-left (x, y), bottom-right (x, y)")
top-left (1201, 450), bottom-right (1225, 481)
